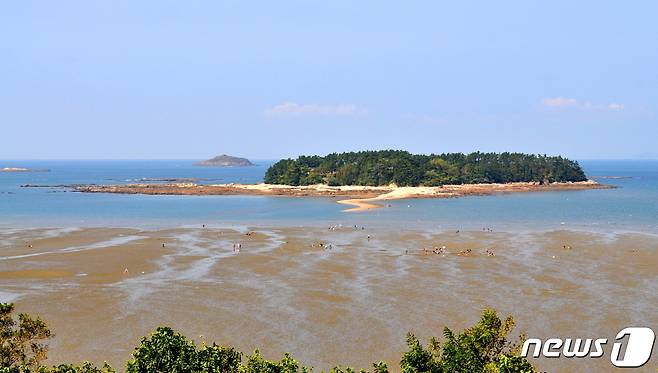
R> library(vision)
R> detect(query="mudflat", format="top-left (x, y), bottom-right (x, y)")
top-left (1, 226), bottom-right (656, 372)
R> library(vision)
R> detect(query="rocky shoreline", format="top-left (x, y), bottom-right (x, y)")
top-left (66, 181), bottom-right (613, 211)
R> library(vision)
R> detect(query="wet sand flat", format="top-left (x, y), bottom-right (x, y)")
top-left (1, 226), bottom-right (657, 372)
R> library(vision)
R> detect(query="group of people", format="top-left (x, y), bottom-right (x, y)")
top-left (327, 224), bottom-right (367, 231)
top-left (453, 227), bottom-right (495, 233)
top-left (414, 246), bottom-right (496, 257)
top-left (312, 242), bottom-right (333, 250)
top-left (422, 246), bottom-right (447, 255)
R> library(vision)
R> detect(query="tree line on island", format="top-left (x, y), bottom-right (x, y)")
top-left (1, 303), bottom-right (536, 373)
top-left (264, 150), bottom-right (587, 187)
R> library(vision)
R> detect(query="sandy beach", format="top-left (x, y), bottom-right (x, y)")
top-left (69, 181), bottom-right (610, 212)
top-left (1, 225), bottom-right (656, 372)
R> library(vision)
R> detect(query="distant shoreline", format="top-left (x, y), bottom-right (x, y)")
top-left (70, 180), bottom-right (612, 212)
top-left (1, 167), bottom-right (50, 173)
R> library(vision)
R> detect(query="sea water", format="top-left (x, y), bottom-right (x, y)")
top-left (0, 159), bottom-right (657, 233)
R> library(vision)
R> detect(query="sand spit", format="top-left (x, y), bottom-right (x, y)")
top-left (71, 181), bottom-right (612, 212)
top-left (68, 180), bottom-right (612, 211)
top-left (337, 181), bottom-right (612, 211)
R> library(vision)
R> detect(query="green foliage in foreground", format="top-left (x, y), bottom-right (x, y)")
top-left (0, 303), bottom-right (52, 370)
top-left (400, 309), bottom-right (535, 373)
top-left (264, 150), bottom-right (587, 186)
top-left (0, 304), bottom-right (535, 373)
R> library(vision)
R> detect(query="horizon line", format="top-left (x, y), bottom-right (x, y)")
top-left (2, 158), bottom-right (658, 163)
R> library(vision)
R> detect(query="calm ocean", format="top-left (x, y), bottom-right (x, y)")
top-left (0, 160), bottom-right (657, 233)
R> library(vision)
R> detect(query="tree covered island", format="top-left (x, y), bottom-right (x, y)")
top-left (264, 150), bottom-right (588, 186)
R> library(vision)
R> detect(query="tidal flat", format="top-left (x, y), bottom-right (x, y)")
top-left (1, 226), bottom-right (656, 372)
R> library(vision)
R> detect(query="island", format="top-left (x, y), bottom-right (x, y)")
top-left (63, 151), bottom-right (612, 212)
top-left (195, 154), bottom-right (254, 167)
top-left (264, 150), bottom-right (588, 186)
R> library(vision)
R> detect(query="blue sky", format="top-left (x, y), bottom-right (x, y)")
top-left (1, 1), bottom-right (656, 160)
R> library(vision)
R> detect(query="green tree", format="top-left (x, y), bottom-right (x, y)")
top-left (196, 343), bottom-right (242, 373)
top-left (400, 309), bottom-right (535, 373)
top-left (400, 333), bottom-right (442, 373)
top-left (265, 151), bottom-right (586, 187)
top-left (126, 327), bottom-right (198, 373)
top-left (423, 159), bottom-right (461, 186)
top-left (244, 350), bottom-right (310, 373)
top-left (0, 303), bottom-right (52, 371)
top-left (45, 362), bottom-right (116, 373)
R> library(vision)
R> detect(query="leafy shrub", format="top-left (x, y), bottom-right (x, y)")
top-left (45, 362), bottom-right (116, 373)
top-left (401, 309), bottom-right (535, 373)
top-left (126, 327), bottom-right (198, 373)
top-left (0, 303), bottom-right (52, 370)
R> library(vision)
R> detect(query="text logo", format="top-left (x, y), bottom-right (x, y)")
top-left (521, 327), bottom-right (655, 368)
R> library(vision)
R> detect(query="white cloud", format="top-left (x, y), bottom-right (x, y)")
top-left (264, 102), bottom-right (365, 117)
top-left (542, 97), bottom-right (578, 107)
top-left (541, 97), bottom-right (624, 111)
